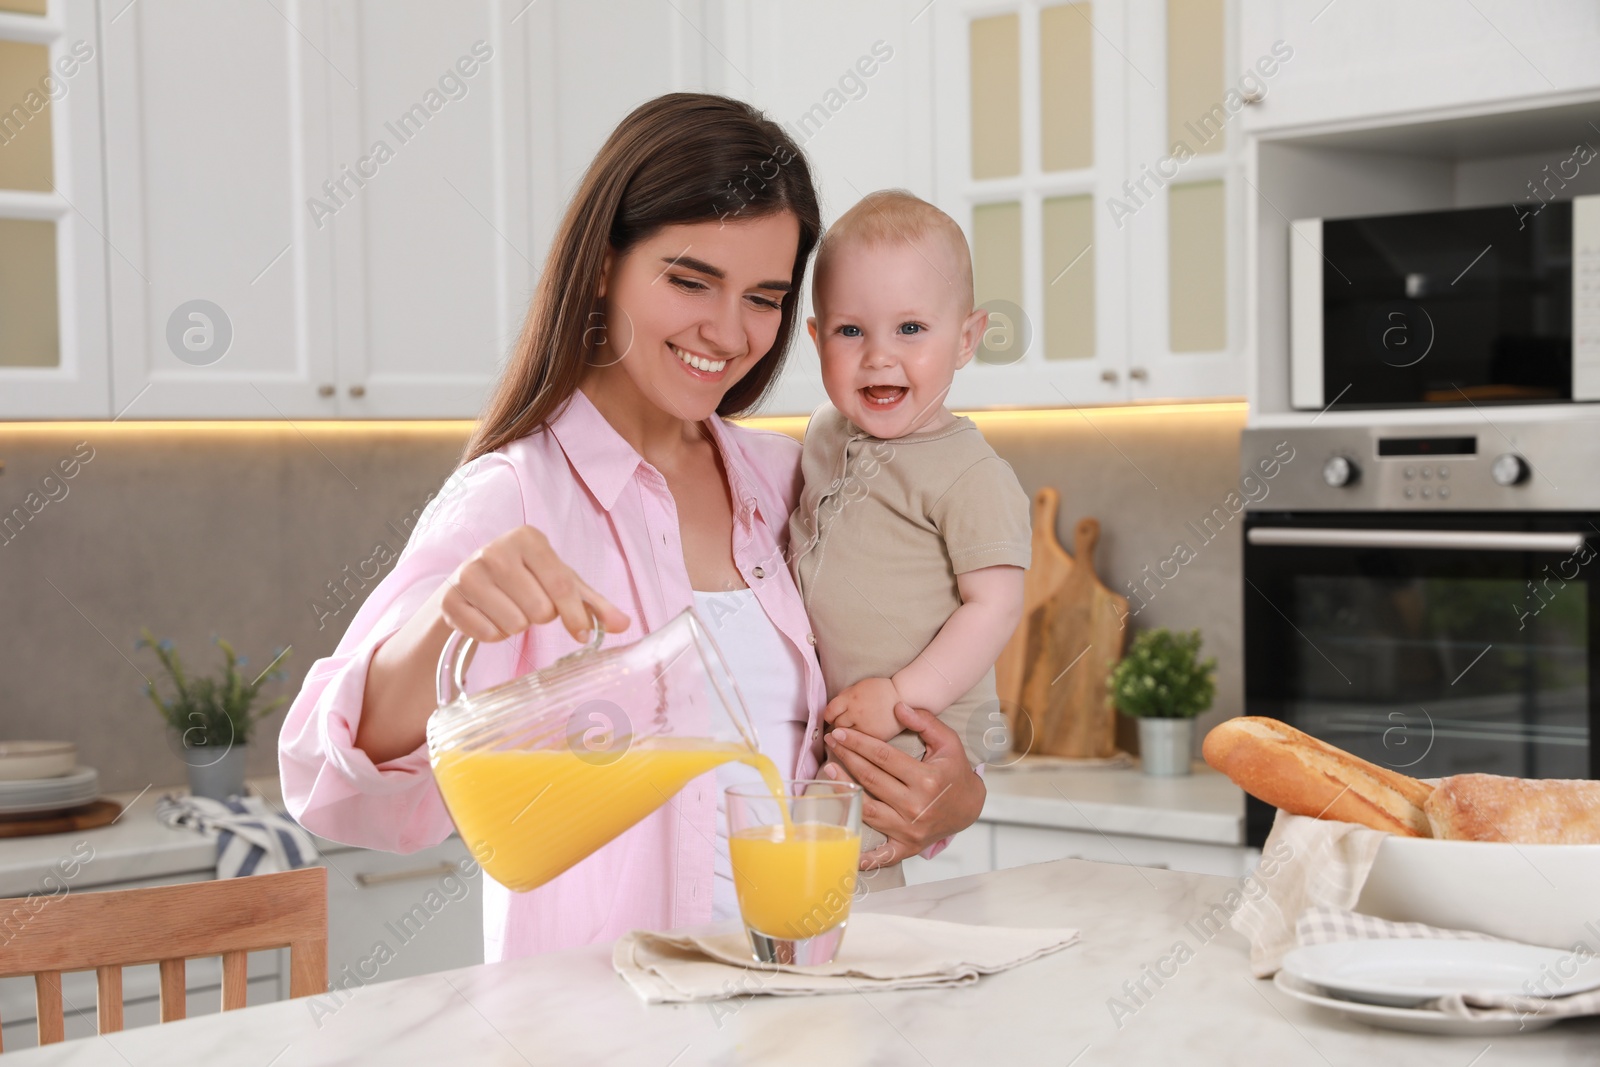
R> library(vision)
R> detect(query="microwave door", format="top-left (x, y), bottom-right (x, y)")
top-left (1289, 194), bottom-right (1600, 411)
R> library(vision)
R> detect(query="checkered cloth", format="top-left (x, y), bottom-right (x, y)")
top-left (1230, 809), bottom-right (1600, 1021)
top-left (1294, 906), bottom-right (1600, 1021)
top-left (156, 793), bottom-right (319, 879)
top-left (1229, 810), bottom-right (1389, 977)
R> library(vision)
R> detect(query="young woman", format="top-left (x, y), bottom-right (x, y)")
top-left (279, 93), bottom-right (986, 962)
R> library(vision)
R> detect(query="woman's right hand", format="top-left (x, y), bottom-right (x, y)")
top-left (439, 525), bottom-right (631, 643)
top-left (356, 525), bottom-right (629, 765)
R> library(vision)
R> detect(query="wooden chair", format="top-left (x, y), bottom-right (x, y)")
top-left (0, 865), bottom-right (327, 1050)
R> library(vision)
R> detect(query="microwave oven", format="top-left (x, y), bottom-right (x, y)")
top-left (1290, 195), bottom-right (1600, 411)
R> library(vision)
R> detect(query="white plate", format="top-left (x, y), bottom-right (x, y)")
top-left (0, 766), bottom-right (98, 814)
top-left (0, 741), bottom-right (76, 781)
top-left (1274, 970), bottom-right (1562, 1036)
top-left (0, 765), bottom-right (97, 797)
top-left (1283, 940), bottom-right (1600, 1008)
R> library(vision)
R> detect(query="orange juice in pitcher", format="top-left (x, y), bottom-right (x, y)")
top-left (426, 608), bottom-right (787, 893)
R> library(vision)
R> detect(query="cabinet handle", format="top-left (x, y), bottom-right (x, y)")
top-left (317, 384), bottom-right (335, 398)
top-left (1129, 367), bottom-right (1149, 382)
top-left (348, 384), bottom-right (366, 399)
top-left (353, 861), bottom-right (458, 888)
top-left (1100, 370), bottom-right (1119, 384)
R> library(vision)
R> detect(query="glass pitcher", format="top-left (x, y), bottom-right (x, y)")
top-left (426, 607), bottom-right (767, 892)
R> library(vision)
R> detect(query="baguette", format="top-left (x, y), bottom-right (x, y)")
top-left (1426, 774), bottom-right (1600, 844)
top-left (1202, 717), bottom-right (1434, 836)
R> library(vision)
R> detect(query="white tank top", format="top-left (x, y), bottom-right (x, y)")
top-left (691, 587), bottom-right (810, 922)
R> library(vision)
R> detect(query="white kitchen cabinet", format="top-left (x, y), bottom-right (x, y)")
top-left (932, 0), bottom-right (1132, 408)
top-left (1121, 0), bottom-right (1247, 402)
top-left (931, 0), bottom-right (1245, 407)
top-left (1238, 0), bottom-right (1600, 137)
top-left (100, 0), bottom-right (532, 420)
top-left (321, 1), bottom-right (533, 418)
top-left (907, 821), bottom-right (1253, 885)
top-left (0, 1), bottom-right (112, 419)
top-left (992, 823), bottom-right (1254, 878)
top-left (100, 0), bottom-right (339, 419)
top-left (903, 823), bottom-right (996, 887)
top-left (321, 837), bottom-right (483, 990)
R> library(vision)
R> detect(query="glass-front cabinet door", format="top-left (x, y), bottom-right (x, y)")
top-left (1124, 0), bottom-right (1242, 401)
top-left (934, 0), bottom-right (1242, 407)
top-left (935, 0), bottom-right (1131, 408)
top-left (0, 0), bottom-right (110, 418)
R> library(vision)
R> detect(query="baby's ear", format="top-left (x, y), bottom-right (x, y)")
top-left (955, 307), bottom-right (988, 369)
top-left (806, 315), bottom-right (820, 349)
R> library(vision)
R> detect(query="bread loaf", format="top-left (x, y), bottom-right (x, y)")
top-left (1426, 774), bottom-right (1600, 844)
top-left (1202, 717), bottom-right (1434, 836)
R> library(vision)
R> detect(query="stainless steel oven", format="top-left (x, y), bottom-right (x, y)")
top-left (1240, 419), bottom-right (1600, 846)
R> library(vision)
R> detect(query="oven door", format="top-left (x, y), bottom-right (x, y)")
top-left (1242, 512), bottom-right (1599, 846)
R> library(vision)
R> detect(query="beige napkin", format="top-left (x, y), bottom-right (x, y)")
top-left (1295, 906), bottom-right (1600, 1021)
top-left (613, 913), bottom-right (1080, 1004)
top-left (1228, 810), bottom-right (1388, 977)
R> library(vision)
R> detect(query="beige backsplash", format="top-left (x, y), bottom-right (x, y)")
top-left (0, 404), bottom-right (1246, 792)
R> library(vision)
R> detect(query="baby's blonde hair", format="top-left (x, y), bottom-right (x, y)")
top-left (812, 189), bottom-right (975, 313)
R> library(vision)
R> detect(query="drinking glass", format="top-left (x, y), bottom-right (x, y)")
top-left (724, 779), bottom-right (863, 965)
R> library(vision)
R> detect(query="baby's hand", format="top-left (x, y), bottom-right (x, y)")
top-left (823, 678), bottom-right (903, 741)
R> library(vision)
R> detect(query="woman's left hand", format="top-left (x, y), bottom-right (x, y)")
top-left (821, 701), bottom-right (985, 870)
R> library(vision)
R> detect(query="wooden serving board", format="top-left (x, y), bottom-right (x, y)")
top-left (995, 487), bottom-right (1075, 749)
top-left (1019, 518), bottom-right (1129, 759)
top-left (0, 799), bottom-right (123, 838)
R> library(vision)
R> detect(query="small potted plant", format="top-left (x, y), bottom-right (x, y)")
top-left (137, 628), bottom-right (292, 801)
top-left (1107, 628), bottom-right (1216, 777)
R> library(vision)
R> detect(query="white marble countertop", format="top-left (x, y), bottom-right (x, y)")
top-left (980, 760), bottom-right (1245, 845)
top-left (8, 857), bottom-right (1596, 1065)
top-left (0, 778), bottom-right (341, 897)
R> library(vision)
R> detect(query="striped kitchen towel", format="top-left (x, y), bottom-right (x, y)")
top-left (156, 793), bottom-right (319, 879)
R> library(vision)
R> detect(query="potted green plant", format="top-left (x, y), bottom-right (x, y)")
top-left (1107, 628), bottom-right (1216, 777)
top-left (137, 628), bottom-right (292, 801)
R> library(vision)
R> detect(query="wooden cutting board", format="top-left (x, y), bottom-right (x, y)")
top-left (995, 487), bottom-right (1076, 750)
top-left (1020, 518), bottom-right (1129, 758)
top-left (0, 799), bottom-right (123, 838)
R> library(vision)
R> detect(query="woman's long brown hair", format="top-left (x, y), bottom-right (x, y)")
top-left (462, 93), bottom-right (821, 464)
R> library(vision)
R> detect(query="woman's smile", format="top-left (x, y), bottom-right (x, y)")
top-left (669, 341), bottom-right (731, 380)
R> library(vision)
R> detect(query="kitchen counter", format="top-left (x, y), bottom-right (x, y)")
top-left (0, 764), bottom-right (1246, 897)
top-left (8, 857), bottom-right (1595, 1065)
top-left (0, 777), bottom-right (345, 897)
top-left (980, 760), bottom-right (1244, 845)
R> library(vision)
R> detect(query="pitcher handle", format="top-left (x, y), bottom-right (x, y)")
top-left (434, 608), bottom-right (606, 707)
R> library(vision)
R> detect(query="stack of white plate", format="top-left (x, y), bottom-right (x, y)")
top-left (0, 742), bottom-right (99, 818)
top-left (1276, 940), bottom-right (1600, 1035)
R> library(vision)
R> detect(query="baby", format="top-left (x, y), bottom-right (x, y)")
top-left (787, 189), bottom-right (1031, 886)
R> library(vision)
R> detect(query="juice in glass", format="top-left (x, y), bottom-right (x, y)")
top-left (729, 823), bottom-right (860, 937)
top-left (725, 779), bottom-right (864, 965)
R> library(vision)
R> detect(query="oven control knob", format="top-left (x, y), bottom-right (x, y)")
top-left (1322, 455), bottom-right (1359, 488)
top-left (1491, 453), bottom-right (1528, 487)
